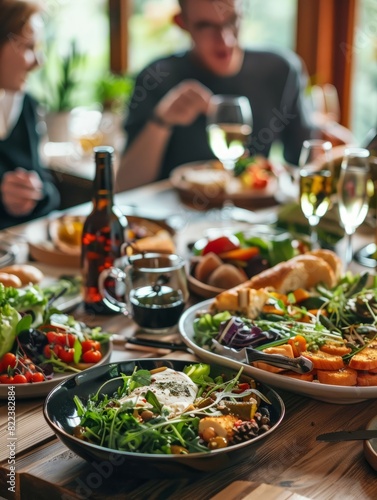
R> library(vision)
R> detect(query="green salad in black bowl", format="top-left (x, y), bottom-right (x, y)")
top-left (43, 359), bottom-right (284, 478)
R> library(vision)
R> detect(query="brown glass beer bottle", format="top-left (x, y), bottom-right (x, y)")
top-left (81, 146), bottom-right (127, 314)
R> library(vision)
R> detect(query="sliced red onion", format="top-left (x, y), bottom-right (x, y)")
top-left (216, 317), bottom-right (277, 349)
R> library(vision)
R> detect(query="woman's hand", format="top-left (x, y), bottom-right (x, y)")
top-left (1, 168), bottom-right (44, 216)
top-left (154, 80), bottom-right (212, 127)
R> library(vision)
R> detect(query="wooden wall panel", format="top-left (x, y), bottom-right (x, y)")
top-left (109, 0), bottom-right (130, 74)
top-left (296, 0), bottom-right (357, 127)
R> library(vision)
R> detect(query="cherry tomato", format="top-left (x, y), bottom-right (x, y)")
top-left (202, 235), bottom-right (240, 256)
top-left (46, 331), bottom-right (75, 346)
top-left (46, 331), bottom-right (59, 344)
top-left (24, 371), bottom-right (33, 382)
top-left (81, 340), bottom-right (101, 352)
top-left (43, 344), bottom-right (62, 359)
top-left (63, 333), bottom-right (76, 348)
top-left (13, 374), bottom-right (28, 384)
top-left (233, 382), bottom-right (250, 394)
top-left (31, 372), bottom-right (45, 383)
top-left (43, 345), bottom-right (52, 359)
top-left (0, 374), bottom-right (14, 384)
top-left (82, 350), bottom-right (102, 363)
top-left (58, 347), bottom-right (75, 364)
top-left (252, 176), bottom-right (268, 189)
top-left (1, 352), bottom-right (17, 370)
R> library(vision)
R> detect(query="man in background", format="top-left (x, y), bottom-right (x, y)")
top-left (117, 0), bottom-right (321, 191)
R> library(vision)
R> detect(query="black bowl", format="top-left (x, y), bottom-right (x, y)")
top-left (43, 359), bottom-right (285, 478)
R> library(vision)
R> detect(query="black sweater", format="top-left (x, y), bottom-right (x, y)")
top-left (0, 94), bottom-right (60, 229)
top-left (124, 48), bottom-right (314, 180)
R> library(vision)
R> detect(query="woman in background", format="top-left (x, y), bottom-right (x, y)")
top-left (0, 0), bottom-right (60, 229)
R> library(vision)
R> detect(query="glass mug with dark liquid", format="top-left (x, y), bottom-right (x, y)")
top-left (99, 253), bottom-right (189, 333)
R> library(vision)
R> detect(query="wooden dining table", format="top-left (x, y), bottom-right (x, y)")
top-left (0, 179), bottom-right (376, 500)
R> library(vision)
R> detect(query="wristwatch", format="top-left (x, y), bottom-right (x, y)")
top-left (149, 113), bottom-right (172, 129)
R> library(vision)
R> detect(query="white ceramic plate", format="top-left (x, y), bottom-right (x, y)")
top-left (170, 161), bottom-right (279, 209)
top-left (178, 299), bottom-right (377, 404)
top-left (0, 341), bottom-right (112, 400)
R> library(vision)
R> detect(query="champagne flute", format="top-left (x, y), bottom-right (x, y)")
top-left (299, 139), bottom-right (333, 249)
top-left (207, 95), bottom-right (253, 172)
top-left (337, 147), bottom-right (371, 267)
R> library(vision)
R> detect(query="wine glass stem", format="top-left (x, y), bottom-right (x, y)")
top-left (309, 222), bottom-right (320, 249)
top-left (222, 160), bottom-right (235, 171)
top-left (345, 231), bottom-right (354, 267)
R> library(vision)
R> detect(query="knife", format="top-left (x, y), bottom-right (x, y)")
top-left (316, 430), bottom-right (377, 442)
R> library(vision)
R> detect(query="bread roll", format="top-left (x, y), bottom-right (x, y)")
top-left (207, 264), bottom-right (247, 289)
top-left (194, 252), bottom-right (223, 282)
top-left (0, 272), bottom-right (23, 288)
top-left (0, 264), bottom-right (44, 285)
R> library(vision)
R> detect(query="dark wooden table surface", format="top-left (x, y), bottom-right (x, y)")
top-left (1, 180), bottom-right (376, 500)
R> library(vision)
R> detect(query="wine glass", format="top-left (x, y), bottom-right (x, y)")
top-left (207, 95), bottom-right (253, 172)
top-left (299, 139), bottom-right (333, 249)
top-left (337, 147), bottom-right (371, 267)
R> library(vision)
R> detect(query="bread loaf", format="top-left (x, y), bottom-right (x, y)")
top-left (0, 264), bottom-right (44, 285)
top-left (211, 250), bottom-right (340, 315)
top-left (247, 254), bottom-right (336, 293)
top-left (307, 249), bottom-right (343, 280)
top-left (211, 286), bottom-right (269, 319)
top-left (128, 230), bottom-right (175, 254)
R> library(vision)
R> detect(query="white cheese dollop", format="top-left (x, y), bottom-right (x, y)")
top-left (119, 368), bottom-right (198, 418)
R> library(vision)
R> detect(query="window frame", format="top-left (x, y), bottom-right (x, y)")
top-left (295, 0), bottom-right (356, 127)
top-left (109, 0), bottom-right (357, 127)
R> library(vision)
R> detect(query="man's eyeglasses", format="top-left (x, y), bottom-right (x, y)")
top-left (193, 15), bottom-right (240, 38)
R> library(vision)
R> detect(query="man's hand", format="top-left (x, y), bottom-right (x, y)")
top-left (320, 122), bottom-right (355, 147)
top-left (154, 80), bottom-right (212, 126)
top-left (1, 168), bottom-right (44, 216)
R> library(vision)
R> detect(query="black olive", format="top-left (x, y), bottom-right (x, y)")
top-left (38, 363), bottom-right (54, 376)
top-left (17, 328), bottom-right (48, 361)
top-left (244, 255), bottom-right (269, 279)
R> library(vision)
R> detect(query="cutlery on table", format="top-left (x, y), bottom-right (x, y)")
top-left (316, 430), bottom-right (377, 442)
top-left (126, 338), bottom-right (192, 352)
top-left (212, 339), bottom-right (313, 374)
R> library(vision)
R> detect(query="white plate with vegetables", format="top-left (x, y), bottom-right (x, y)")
top-left (0, 283), bottom-right (112, 399)
top-left (178, 285), bottom-right (377, 405)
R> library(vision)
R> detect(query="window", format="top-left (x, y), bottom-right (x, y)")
top-left (127, 0), bottom-right (297, 74)
top-left (28, 0), bottom-right (109, 109)
top-left (351, 0), bottom-right (377, 143)
top-left (240, 0), bottom-right (297, 50)
top-left (128, 0), bottom-right (187, 73)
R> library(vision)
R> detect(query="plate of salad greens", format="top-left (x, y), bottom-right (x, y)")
top-left (179, 272), bottom-right (377, 404)
top-left (0, 283), bottom-right (111, 399)
top-left (43, 358), bottom-right (284, 477)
